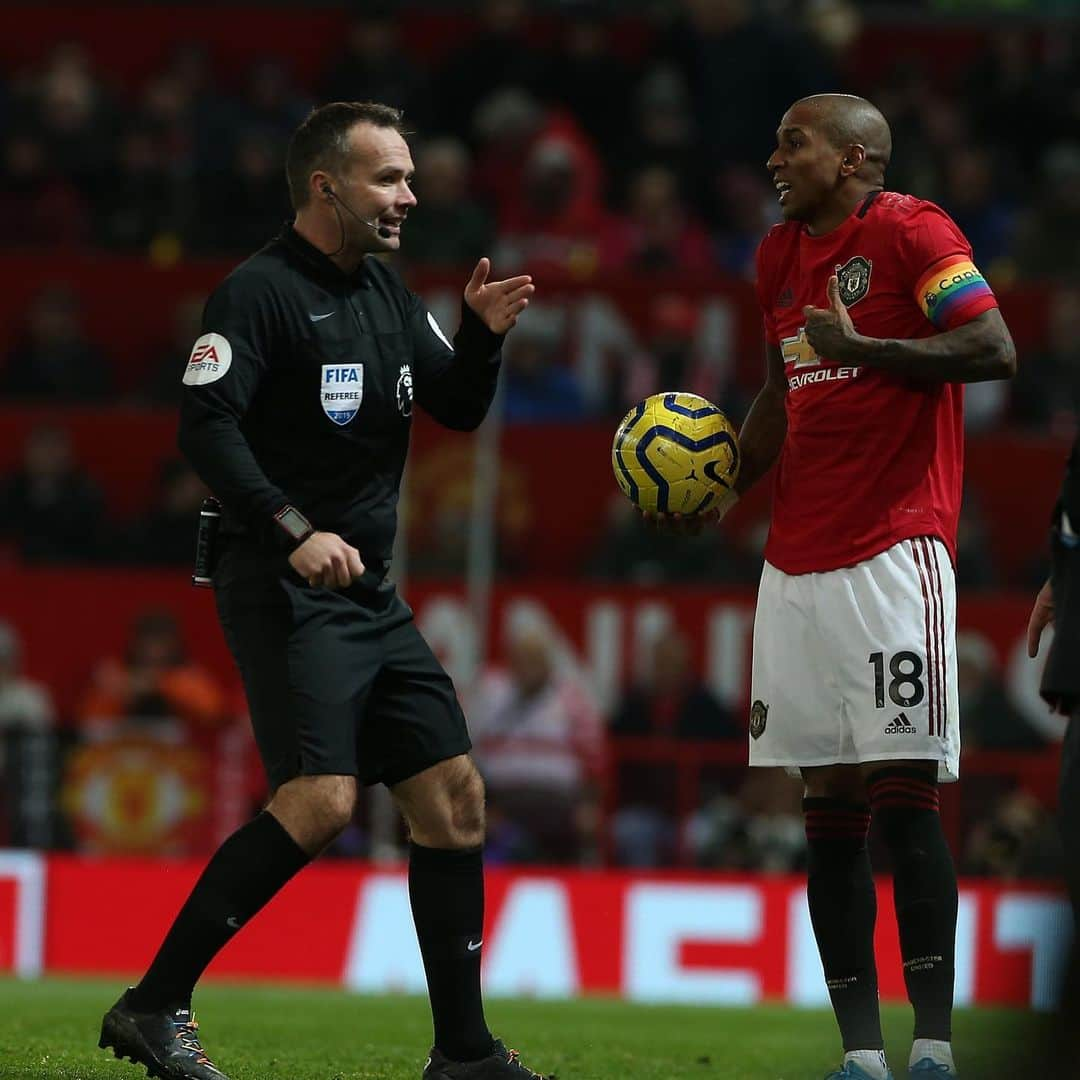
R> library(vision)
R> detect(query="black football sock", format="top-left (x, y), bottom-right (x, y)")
top-left (868, 767), bottom-right (957, 1042)
top-left (408, 842), bottom-right (493, 1062)
top-left (130, 811), bottom-right (309, 1013)
top-left (804, 797), bottom-right (883, 1051)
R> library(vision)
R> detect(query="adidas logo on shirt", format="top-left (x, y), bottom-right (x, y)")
top-left (885, 712), bottom-right (917, 735)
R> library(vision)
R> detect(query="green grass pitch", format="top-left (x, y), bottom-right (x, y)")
top-left (0, 977), bottom-right (1043, 1079)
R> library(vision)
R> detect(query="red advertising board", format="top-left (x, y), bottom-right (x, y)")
top-left (37, 855), bottom-right (1068, 1009)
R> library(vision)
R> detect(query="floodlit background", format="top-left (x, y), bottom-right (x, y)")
top-left (0, 0), bottom-right (1075, 1045)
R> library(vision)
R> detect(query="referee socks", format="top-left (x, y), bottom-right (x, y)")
top-left (130, 811), bottom-right (309, 1013)
top-left (803, 797), bottom-right (884, 1053)
top-left (408, 842), bottom-right (494, 1063)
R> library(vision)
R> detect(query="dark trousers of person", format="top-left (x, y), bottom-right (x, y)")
top-left (1051, 707), bottom-right (1080, 1076)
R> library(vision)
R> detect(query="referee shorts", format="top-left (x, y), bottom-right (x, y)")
top-left (213, 540), bottom-right (471, 792)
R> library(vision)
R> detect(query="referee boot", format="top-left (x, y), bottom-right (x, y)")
top-left (423, 1038), bottom-right (549, 1079)
top-left (99, 989), bottom-right (230, 1080)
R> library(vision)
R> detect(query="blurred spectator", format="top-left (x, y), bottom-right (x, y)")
top-left (139, 70), bottom-right (198, 179)
top-left (96, 125), bottom-right (181, 252)
top-left (872, 60), bottom-right (948, 202)
top-left (431, 0), bottom-right (547, 137)
top-left (548, 4), bottom-right (634, 160)
top-left (611, 628), bottom-right (739, 740)
top-left (319, 5), bottom-right (426, 122)
top-left (29, 41), bottom-right (116, 201)
top-left (122, 460), bottom-right (209, 566)
top-left (940, 146), bottom-right (1017, 272)
top-left (500, 305), bottom-right (587, 422)
top-left (964, 30), bottom-right (1056, 176)
top-left (468, 618), bottom-right (604, 863)
top-left (495, 128), bottom-right (611, 275)
top-left (1014, 143), bottom-right (1080, 282)
top-left (231, 57), bottom-right (311, 157)
top-left (1011, 287), bottom-right (1080, 433)
top-left (661, 0), bottom-right (830, 172)
top-left (617, 293), bottom-right (746, 418)
top-left (0, 131), bottom-right (88, 247)
top-left (610, 65), bottom-right (705, 214)
top-left (609, 628), bottom-right (740, 867)
top-left (0, 425), bottom-right (104, 563)
top-left (140, 294), bottom-right (207, 406)
top-left (954, 496), bottom-right (998, 589)
top-left (687, 768), bottom-right (805, 871)
top-left (0, 621), bottom-right (56, 849)
top-left (711, 164), bottom-right (779, 278)
top-left (962, 787), bottom-right (1061, 879)
top-left (78, 609), bottom-right (225, 732)
top-left (964, 373), bottom-right (1009, 435)
top-left (470, 88), bottom-right (546, 224)
top-left (400, 138), bottom-right (494, 267)
top-left (585, 495), bottom-right (757, 584)
top-left (600, 165), bottom-right (714, 275)
top-left (0, 284), bottom-right (112, 400)
top-left (0, 621), bottom-right (54, 740)
top-left (194, 132), bottom-right (291, 253)
top-left (956, 632), bottom-right (1047, 750)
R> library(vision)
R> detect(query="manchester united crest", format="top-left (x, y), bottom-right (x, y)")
top-left (835, 256), bottom-right (872, 307)
top-left (749, 699), bottom-right (769, 740)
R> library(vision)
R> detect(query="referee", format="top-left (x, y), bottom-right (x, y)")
top-left (1029, 435), bottom-right (1080, 1066)
top-left (99, 102), bottom-right (543, 1080)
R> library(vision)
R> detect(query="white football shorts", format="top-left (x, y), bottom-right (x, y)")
top-left (749, 536), bottom-right (959, 782)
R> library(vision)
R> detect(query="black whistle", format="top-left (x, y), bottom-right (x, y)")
top-left (192, 496), bottom-right (222, 587)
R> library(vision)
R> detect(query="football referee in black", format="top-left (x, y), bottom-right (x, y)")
top-left (1028, 435), bottom-right (1080, 1070)
top-left (99, 102), bottom-right (543, 1080)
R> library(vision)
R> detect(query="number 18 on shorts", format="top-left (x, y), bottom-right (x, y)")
top-left (749, 536), bottom-right (960, 782)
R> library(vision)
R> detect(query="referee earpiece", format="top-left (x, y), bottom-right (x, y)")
top-left (321, 183), bottom-right (334, 200)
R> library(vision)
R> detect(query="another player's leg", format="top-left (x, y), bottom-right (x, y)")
top-left (866, 763), bottom-right (958, 1078)
top-left (393, 756), bottom-right (547, 1079)
top-left (804, 765), bottom-right (894, 1080)
top-left (99, 775), bottom-right (354, 1080)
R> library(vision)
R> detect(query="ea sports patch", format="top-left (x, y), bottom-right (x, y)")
top-left (749, 699), bottom-right (769, 740)
top-left (321, 363), bottom-right (363, 426)
top-left (835, 256), bottom-right (872, 307)
top-left (183, 333), bottom-right (232, 385)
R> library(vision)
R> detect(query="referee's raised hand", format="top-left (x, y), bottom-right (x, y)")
top-left (289, 532), bottom-right (365, 589)
top-left (464, 257), bottom-right (534, 334)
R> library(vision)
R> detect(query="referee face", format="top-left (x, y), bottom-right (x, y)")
top-left (767, 103), bottom-right (845, 227)
top-left (337, 122), bottom-right (418, 253)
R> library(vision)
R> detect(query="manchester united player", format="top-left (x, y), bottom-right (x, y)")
top-left (736, 95), bottom-right (1015, 1079)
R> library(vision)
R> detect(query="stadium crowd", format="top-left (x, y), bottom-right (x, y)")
top-left (0, 1), bottom-right (1074, 873)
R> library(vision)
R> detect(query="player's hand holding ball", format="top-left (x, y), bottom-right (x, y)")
top-left (803, 274), bottom-right (864, 363)
top-left (611, 392), bottom-right (740, 534)
top-left (289, 531), bottom-right (365, 588)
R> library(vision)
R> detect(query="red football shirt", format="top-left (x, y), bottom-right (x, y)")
top-left (754, 191), bottom-right (998, 575)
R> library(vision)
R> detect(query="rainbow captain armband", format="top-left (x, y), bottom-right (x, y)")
top-left (915, 255), bottom-right (996, 331)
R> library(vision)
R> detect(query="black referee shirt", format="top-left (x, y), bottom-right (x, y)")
top-left (1043, 436), bottom-right (1080, 708)
top-left (178, 224), bottom-right (504, 583)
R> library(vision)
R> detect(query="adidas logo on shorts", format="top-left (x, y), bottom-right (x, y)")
top-left (885, 712), bottom-right (917, 735)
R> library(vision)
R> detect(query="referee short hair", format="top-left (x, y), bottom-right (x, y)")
top-left (286, 101), bottom-right (407, 210)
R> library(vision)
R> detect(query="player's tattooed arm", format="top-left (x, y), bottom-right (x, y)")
top-left (735, 342), bottom-right (788, 496)
top-left (855, 308), bottom-right (1016, 383)
top-left (804, 277), bottom-right (1016, 382)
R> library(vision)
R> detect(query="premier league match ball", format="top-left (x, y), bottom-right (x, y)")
top-left (611, 392), bottom-right (741, 516)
